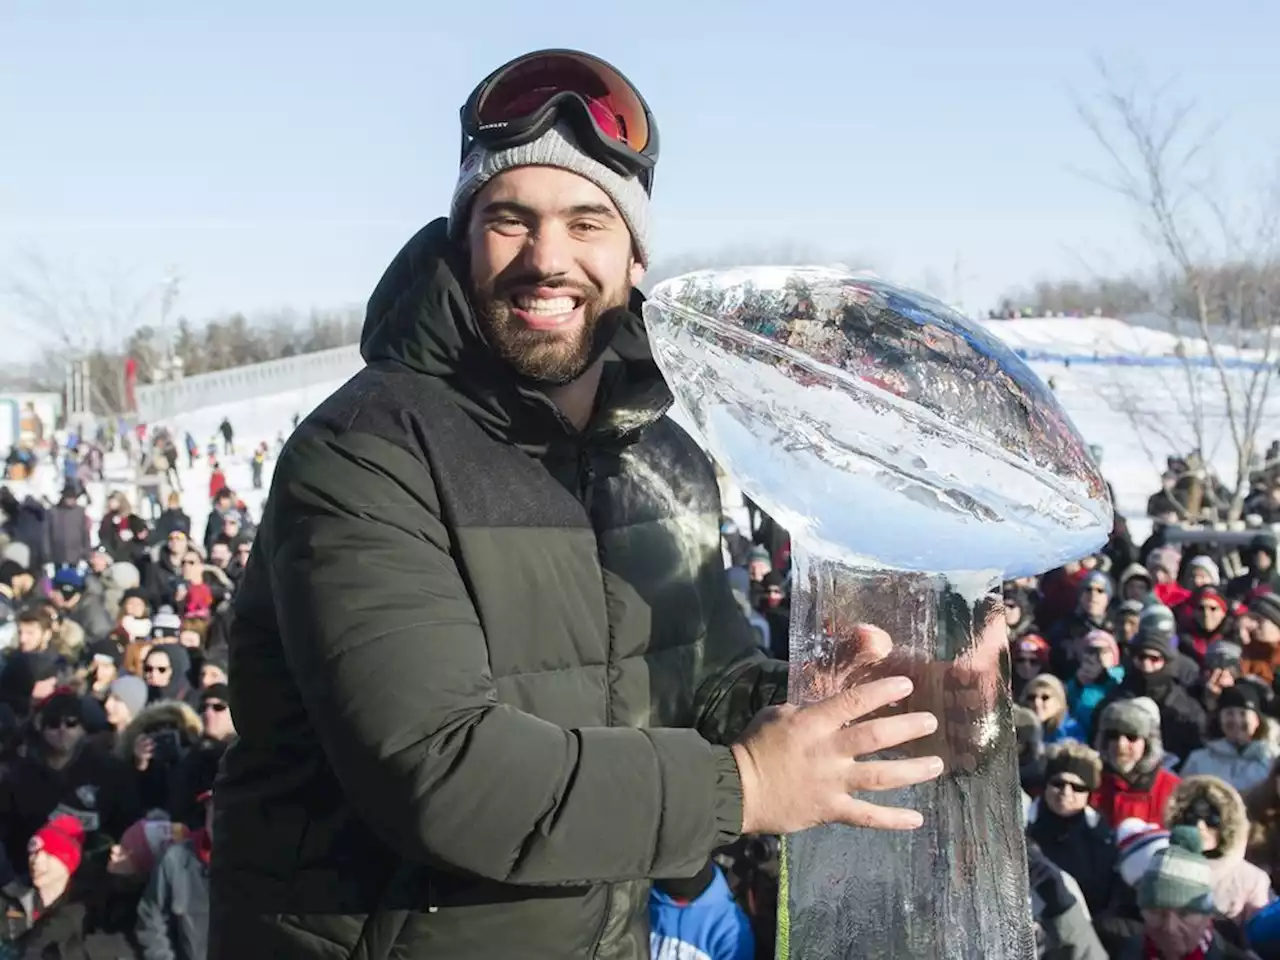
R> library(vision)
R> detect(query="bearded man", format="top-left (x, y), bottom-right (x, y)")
top-left (209, 49), bottom-right (941, 959)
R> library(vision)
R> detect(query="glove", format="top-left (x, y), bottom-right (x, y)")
top-left (1027, 843), bottom-right (1076, 920)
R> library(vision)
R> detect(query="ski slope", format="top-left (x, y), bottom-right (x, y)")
top-left (10, 315), bottom-right (1278, 560)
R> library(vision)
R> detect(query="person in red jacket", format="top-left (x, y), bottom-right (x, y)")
top-left (1092, 696), bottom-right (1181, 827)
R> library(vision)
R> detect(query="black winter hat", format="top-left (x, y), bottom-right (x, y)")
top-left (1218, 683), bottom-right (1262, 715)
top-left (1132, 630), bottom-right (1174, 662)
top-left (0, 559), bottom-right (27, 588)
top-left (1248, 593), bottom-right (1280, 630)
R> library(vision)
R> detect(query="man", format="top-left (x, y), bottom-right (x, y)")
top-left (210, 50), bottom-right (942, 959)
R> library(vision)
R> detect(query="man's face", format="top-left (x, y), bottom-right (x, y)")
top-left (16, 622), bottom-right (48, 653)
top-left (1081, 582), bottom-right (1109, 617)
top-left (467, 166), bottom-right (644, 385)
top-left (90, 551), bottom-right (109, 574)
top-left (123, 596), bottom-right (146, 619)
top-left (40, 710), bottom-right (84, 757)
top-left (1195, 598), bottom-right (1226, 633)
top-left (1254, 549), bottom-right (1273, 572)
top-left (167, 532), bottom-right (187, 556)
top-left (201, 695), bottom-right (235, 740)
top-left (1143, 908), bottom-right (1211, 957)
top-left (1106, 730), bottom-right (1146, 772)
top-left (210, 544), bottom-right (231, 568)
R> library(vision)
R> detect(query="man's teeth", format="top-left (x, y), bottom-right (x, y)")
top-left (515, 295), bottom-right (577, 316)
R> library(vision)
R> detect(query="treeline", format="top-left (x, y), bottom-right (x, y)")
top-left (1, 307), bottom-right (363, 417)
top-left (1000, 261), bottom-right (1280, 327)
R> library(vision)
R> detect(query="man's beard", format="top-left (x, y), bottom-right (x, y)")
top-left (472, 271), bottom-right (631, 386)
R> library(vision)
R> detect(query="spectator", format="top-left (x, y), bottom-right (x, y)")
top-left (1182, 684), bottom-right (1279, 793)
top-left (137, 789), bottom-right (213, 960)
top-left (47, 484), bottom-right (92, 570)
top-left (1127, 825), bottom-right (1248, 959)
top-left (649, 860), bottom-right (754, 960)
top-left (1027, 742), bottom-right (1115, 915)
top-left (1020, 674), bottom-right (1084, 745)
top-left (1067, 629), bottom-right (1123, 733)
top-left (1092, 697), bottom-right (1181, 827)
top-left (1165, 775), bottom-right (1273, 926)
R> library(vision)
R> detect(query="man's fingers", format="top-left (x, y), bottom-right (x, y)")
top-left (809, 675), bottom-right (914, 726)
top-left (826, 795), bottom-right (926, 831)
top-left (845, 755), bottom-right (944, 794)
top-left (837, 711), bottom-right (938, 758)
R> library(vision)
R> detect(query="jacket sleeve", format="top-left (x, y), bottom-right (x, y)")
top-left (684, 453), bottom-right (790, 746)
top-left (267, 430), bottom-right (744, 886)
top-left (135, 857), bottom-right (177, 960)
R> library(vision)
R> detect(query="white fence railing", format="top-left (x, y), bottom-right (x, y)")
top-left (134, 345), bottom-right (364, 422)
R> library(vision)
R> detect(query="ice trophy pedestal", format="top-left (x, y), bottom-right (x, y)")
top-left (643, 268), bottom-right (1113, 960)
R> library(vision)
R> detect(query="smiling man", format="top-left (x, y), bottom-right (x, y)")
top-left (209, 49), bottom-right (942, 960)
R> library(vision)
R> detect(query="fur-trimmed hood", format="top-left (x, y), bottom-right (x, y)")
top-left (1166, 774), bottom-right (1250, 862)
top-left (115, 699), bottom-right (202, 763)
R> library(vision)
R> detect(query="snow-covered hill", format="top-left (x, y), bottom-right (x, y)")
top-left (11, 314), bottom-right (1277, 559)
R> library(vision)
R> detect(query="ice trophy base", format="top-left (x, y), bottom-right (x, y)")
top-left (779, 547), bottom-right (1035, 960)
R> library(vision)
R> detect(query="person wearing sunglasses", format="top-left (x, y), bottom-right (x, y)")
top-left (1092, 697), bottom-right (1182, 828)
top-left (209, 50), bottom-right (942, 960)
top-left (1026, 742), bottom-right (1114, 916)
top-left (1166, 775), bottom-right (1273, 928)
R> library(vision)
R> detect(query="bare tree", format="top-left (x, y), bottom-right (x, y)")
top-left (2, 251), bottom-right (156, 414)
top-left (1076, 60), bottom-right (1280, 519)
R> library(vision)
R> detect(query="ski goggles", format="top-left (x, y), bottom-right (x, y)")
top-left (459, 49), bottom-right (659, 194)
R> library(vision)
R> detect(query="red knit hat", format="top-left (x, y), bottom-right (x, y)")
top-left (29, 814), bottom-right (85, 875)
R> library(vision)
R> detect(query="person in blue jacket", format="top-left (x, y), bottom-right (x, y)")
top-left (650, 861), bottom-right (754, 960)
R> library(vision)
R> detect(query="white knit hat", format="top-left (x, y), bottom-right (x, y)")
top-left (448, 121), bottom-right (651, 264)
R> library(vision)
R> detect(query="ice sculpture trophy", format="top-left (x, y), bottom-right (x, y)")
top-left (644, 269), bottom-right (1111, 960)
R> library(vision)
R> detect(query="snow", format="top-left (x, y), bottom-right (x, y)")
top-left (7, 315), bottom-right (1276, 566)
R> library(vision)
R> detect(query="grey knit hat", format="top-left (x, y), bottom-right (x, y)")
top-left (109, 675), bottom-right (148, 717)
top-left (448, 121), bottom-right (651, 264)
top-left (1249, 592), bottom-right (1280, 630)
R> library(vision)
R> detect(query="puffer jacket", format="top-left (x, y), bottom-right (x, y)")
top-left (1166, 775), bottom-right (1274, 925)
top-left (209, 220), bottom-right (788, 960)
top-left (1181, 727), bottom-right (1280, 795)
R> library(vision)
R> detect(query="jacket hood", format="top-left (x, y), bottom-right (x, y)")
top-left (359, 218), bottom-right (672, 456)
top-left (1120, 563), bottom-right (1153, 595)
top-left (1166, 774), bottom-right (1250, 862)
top-left (116, 700), bottom-right (203, 763)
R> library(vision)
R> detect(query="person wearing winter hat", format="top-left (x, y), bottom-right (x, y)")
top-left (1134, 826), bottom-right (1223, 958)
top-left (1183, 585), bottom-right (1233, 663)
top-left (1117, 598), bottom-right (1145, 644)
top-left (1092, 697), bottom-right (1182, 827)
top-left (1027, 742), bottom-right (1114, 914)
top-left (104, 674), bottom-right (149, 735)
top-left (1011, 633), bottom-right (1050, 699)
top-left (211, 49), bottom-right (939, 960)
top-left (107, 813), bottom-right (189, 877)
top-left (1066, 628), bottom-right (1124, 734)
top-left (1188, 555), bottom-right (1223, 589)
top-left (1120, 563), bottom-right (1156, 604)
top-left (0, 813), bottom-right (87, 946)
top-left (1165, 775), bottom-right (1273, 926)
top-left (1181, 684), bottom-right (1279, 794)
top-left (1020, 673), bottom-right (1084, 745)
top-left (1089, 607), bottom-right (1207, 761)
top-left (1047, 569), bottom-right (1113, 676)
top-left (1242, 593), bottom-right (1280, 686)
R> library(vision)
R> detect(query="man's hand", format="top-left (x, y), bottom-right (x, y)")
top-left (731, 675), bottom-right (943, 836)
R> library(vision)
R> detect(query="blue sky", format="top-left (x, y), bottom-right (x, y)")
top-left (2, 0), bottom-right (1278, 353)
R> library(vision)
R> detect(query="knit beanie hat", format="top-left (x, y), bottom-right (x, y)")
top-left (1137, 825), bottom-right (1215, 914)
top-left (1205, 640), bottom-right (1243, 671)
top-left (1188, 555), bottom-right (1221, 585)
top-left (109, 675), bottom-right (148, 717)
top-left (1115, 818), bottom-right (1171, 887)
top-left (449, 121), bottom-right (651, 264)
top-left (29, 814), bottom-right (85, 875)
top-left (1118, 599), bottom-right (1145, 618)
top-left (1218, 682), bottom-right (1263, 715)
top-left (1249, 592), bottom-right (1280, 631)
top-left (1099, 696), bottom-right (1161, 741)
